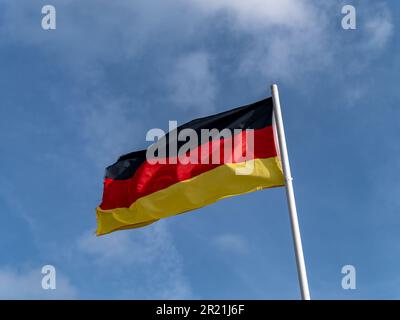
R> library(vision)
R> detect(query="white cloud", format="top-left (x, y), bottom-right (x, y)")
top-left (192, 1), bottom-right (393, 84)
top-left (0, 267), bottom-right (77, 299)
top-left (78, 222), bottom-right (192, 299)
top-left (169, 52), bottom-right (217, 114)
top-left (0, 0), bottom-right (393, 96)
top-left (193, 0), bottom-right (314, 30)
top-left (192, 0), bottom-right (332, 81)
top-left (214, 233), bottom-right (249, 255)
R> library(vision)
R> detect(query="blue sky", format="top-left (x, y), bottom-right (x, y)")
top-left (0, 0), bottom-right (399, 299)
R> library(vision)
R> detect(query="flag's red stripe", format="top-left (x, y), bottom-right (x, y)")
top-left (100, 126), bottom-right (277, 210)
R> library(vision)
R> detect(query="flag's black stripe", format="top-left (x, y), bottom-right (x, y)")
top-left (105, 98), bottom-right (273, 180)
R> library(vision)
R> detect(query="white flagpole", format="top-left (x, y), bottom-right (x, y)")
top-left (271, 84), bottom-right (311, 300)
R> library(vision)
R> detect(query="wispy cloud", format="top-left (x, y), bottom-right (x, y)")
top-left (0, 267), bottom-right (77, 299)
top-left (193, 0), bottom-right (332, 81)
top-left (214, 233), bottom-right (249, 255)
top-left (364, 4), bottom-right (393, 50)
top-left (192, 0), bottom-right (313, 29)
top-left (0, 1), bottom-right (393, 97)
top-left (169, 52), bottom-right (217, 114)
top-left (77, 222), bottom-right (192, 299)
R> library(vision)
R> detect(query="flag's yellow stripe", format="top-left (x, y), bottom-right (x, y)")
top-left (96, 156), bottom-right (284, 235)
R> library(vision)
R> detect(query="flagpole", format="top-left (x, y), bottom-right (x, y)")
top-left (271, 84), bottom-right (311, 300)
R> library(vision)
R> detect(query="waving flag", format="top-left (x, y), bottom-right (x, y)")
top-left (96, 97), bottom-right (284, 236)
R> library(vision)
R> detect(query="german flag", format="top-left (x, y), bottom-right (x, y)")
top-left (96, 97), bottom-right (285, 235)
